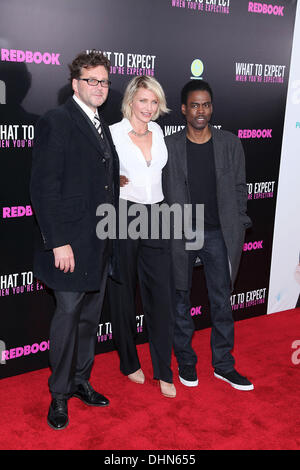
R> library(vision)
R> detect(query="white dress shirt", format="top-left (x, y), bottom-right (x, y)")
top-left (109, 118), bottom-right (168, 204)
top-left (73, 94), bottom-right (99, 122)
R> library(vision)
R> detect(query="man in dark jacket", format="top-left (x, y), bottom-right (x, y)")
top-left (163, 80), bottom-right (253, 391)
top-left (30, 51), bottom-right (119, 429)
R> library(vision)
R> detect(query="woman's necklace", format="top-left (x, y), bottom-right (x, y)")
top-left (130, 128), bottom-right (150, 138)
top-left (129, 125), bottom-right (152, 166)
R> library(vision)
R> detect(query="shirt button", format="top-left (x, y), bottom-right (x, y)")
top-left (104, 185), bottom-right (109, 190)
top-left (102, 158), bottom-right (106, 163)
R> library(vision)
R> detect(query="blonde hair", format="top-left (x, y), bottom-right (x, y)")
top-left (122, 76), bottom-right (170, 121)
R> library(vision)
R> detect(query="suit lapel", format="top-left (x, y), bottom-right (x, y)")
top-left (65, 97), bottom-right (107, 155)
top-left (99, 118), bottom-right (114, 158)
top-left (175, 129), bottom-right (188, 180)
top-left (211, 125), bottom-right (226, 176)
top-left (210, 126), bottom-right (229, 212)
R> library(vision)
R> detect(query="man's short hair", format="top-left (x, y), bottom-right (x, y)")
top-left (68, 50), bottom-right (111, 81)
top-left (181, 80), bottom-right (213, 105)
top-left (122, 76), bottom-right (170, 121)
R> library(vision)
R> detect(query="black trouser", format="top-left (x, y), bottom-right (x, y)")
top-left (108, 202), bottom-right (175, 384)
top-left (48, 264), bottom-right (108, 399)
top-left (174, 229), bottom-right (235, 373)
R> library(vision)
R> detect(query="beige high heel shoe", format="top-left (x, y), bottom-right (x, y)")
top-left (159, 380), bottom-right (176, 398)
top-left (127, 369), bottom-right (145, 384)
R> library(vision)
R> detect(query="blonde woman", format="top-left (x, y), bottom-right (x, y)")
top-left (108, 76), bottom-right (176, 398)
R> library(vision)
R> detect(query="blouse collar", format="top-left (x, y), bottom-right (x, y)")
top-left (121, 117), bottom-right (155, 133)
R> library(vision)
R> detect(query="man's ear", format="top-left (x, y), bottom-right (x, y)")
top-left (72, 78), bottom-right (78, 94)
top-left (181, 104), bottom-right (186, 116)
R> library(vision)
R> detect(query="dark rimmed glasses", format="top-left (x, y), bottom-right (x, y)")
top-left (78, 78), bottom-right (111, 88)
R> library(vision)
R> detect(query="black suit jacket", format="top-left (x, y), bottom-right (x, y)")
top-left (163, 126), bottom-right (252, 291)
top-left (30, 97), bottom-right (120, 292)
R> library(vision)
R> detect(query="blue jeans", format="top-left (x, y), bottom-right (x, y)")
top-left (174, 229), bottom-right (235, 373)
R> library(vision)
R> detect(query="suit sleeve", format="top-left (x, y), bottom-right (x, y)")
top-left (162, 138), bottom-right (172, 205)
top-left (30, 111), bottom-right (71, 250)
top-left (233, 137), bottom-right (252, 229)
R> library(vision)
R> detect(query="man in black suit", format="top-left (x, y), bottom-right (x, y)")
top-left (30, 51), bottom-right (119, 430)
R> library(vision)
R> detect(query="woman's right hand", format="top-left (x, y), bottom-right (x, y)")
top-left (120, 175), bottom-right (129, 187)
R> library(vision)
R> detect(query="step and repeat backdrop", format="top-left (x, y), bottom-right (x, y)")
top-left (0, 0), bottom-right (298, 378)
top-left (268, 3), bottom-right (300, 314)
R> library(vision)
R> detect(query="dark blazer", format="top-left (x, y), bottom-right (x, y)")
top-left (30, 97), bottom-right (120, 292)
top-left (163, 126), bottom-right (252, 291)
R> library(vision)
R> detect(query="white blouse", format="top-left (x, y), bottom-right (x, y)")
top-left (109, 118), bottom-right (168, 204)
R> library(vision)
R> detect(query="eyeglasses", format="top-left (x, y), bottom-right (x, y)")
top-left (78, 78), bottom-right (111, 88)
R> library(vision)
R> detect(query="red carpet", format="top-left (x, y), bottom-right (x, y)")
top-left (0, 309), bottom-right (300, 450)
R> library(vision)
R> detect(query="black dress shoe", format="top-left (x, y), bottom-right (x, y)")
top-left (47, 398), bottom-right (69, 430)
top-left (73, 382), bottom-right (109, 407)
